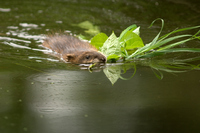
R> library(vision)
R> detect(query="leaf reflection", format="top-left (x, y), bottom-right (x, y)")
top-left (102, 57), bottom-right (200, 85)
top-left (103, 63), bottom-right (136, 85)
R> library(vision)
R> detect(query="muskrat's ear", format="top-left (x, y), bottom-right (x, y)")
top-left (64, 54), bottom-right (75, 62)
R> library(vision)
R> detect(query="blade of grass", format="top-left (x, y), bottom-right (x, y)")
top-left (128, 23), bottom-right (200, 59)
top-left (134, 34), bottom-right (192, 58)
top-left (157, 48), bottom-right (200, 53)
top-left (137, 48), bottom-right (200, 58)
top-left (157, 38), bottom-right (193, 51)
top-left (152, 28), bottom-right (200, 51)
top-left (148, 18), bottom-right (164, 46)
top-left (126, 18), bottom-right (164, 59)
top-left (158, 29), bottom-right (200, 51)
top-left (159, 25), bottom-right (200, 40)
top-left (152, 34), bottom-right (192, 50)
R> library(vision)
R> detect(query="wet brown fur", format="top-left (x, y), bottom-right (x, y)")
top-left (42, 34), bottom-right (106, 64)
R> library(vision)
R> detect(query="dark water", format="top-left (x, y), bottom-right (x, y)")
top-left (1, 0), bottom-right (200, 133)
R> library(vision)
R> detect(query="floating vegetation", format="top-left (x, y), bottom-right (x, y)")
top-left (89, 18), bottom-right (200, 84)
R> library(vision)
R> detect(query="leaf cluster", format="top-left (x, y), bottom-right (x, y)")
top-left (91, 24), bottom-right (144, 61)
top-left (90, 18), bottom-right (200, 62)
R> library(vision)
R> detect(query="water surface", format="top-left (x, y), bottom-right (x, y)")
top-left (0, 0), bottom-right (200, 133)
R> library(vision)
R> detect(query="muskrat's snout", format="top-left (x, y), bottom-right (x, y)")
top-left (100, 56), bottom-right (106, 63)
top-left (92, 54), bottom-right (107, 63)
top-left (95, 53), bottom-right (107, 63)
top-left (93, 58), bottom-right (106, 63)
top-left (101, 58), bottom-right (106, 62)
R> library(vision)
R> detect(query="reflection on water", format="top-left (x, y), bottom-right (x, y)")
top-left (1, 68), bottom-right (200, 133)
top-left (25, 71), bottom-right (93, 132)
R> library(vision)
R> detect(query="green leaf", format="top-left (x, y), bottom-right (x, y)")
top-left (119, 24), bottom-right (137, 40)
top-left (107, 54), bottom-right (120, 61)
top-left (90, 33), bottom-right (108, 49)
top-left (100, 32), bottom-right (121, 59)
top-left (119, 30), bottom-right (144, 50)
top-left (88, 63), bottom-right (97, 70)
top-left (133, 26), bottom-right (140, 36)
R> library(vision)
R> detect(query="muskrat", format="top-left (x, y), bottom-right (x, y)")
top-left (42, 35), bottom-right (107, 64)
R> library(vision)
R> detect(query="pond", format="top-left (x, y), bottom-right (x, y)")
top-left (0, 0), bottom-right (200, 133)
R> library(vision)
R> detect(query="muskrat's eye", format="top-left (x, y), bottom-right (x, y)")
top-left (86, 55), bottom-right (90, 59)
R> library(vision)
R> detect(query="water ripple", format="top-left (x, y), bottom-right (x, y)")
top-left (0, 8), bottom-right (11, 12)
top-left (0, 36), bottom-right (31, 44)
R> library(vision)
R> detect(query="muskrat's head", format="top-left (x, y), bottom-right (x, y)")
top-left (63, 51), bottom-right (107, 64)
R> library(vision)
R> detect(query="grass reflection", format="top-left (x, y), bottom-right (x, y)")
top-left (102, 57), bottom-right (200, 85)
